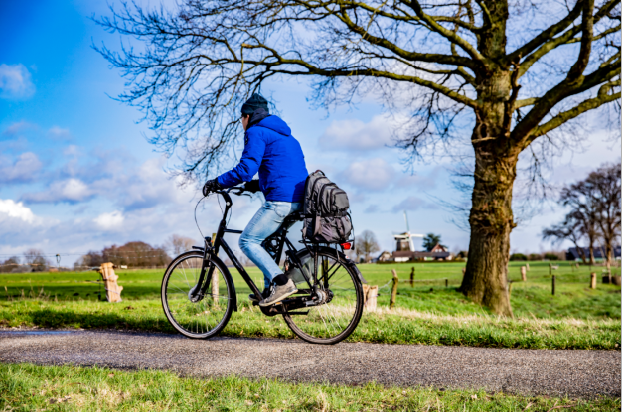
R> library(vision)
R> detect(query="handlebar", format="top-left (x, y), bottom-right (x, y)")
top-left (205, 185), bottom-right (253, 200)
top-left (225, 185), bottom-right (252, 196)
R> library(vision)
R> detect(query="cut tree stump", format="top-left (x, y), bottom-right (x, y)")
top-left (96, 262), bottom-right (123, 303)
top-left (590, 272), bottom-right (596, 289)
top-left (212, 272), bottom-right (219, 307)
top-left (362, 284), bottom-right (378, 312)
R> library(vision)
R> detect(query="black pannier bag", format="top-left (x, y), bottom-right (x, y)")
top-left (302, 170), bottom-right (352, 243)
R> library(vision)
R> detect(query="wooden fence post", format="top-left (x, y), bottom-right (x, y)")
top-left (363, 284), bottom-right (370, 304)
top-left (606, 262), bottom-right (612, 284)
top-left (410, 267), bottom-right (415, 288)
top-left (521, 266), bottom-right (527, 282)
top-left (390, 269), bottom-right (398, 310)
top-left (445, 278), bottom-right (448, 288)
top-left (551, 275), bottom-right (555, 296)
top-left (590, 272), bottom-right (596, 289)
top-left (526, 263), bottom-right (530, 271)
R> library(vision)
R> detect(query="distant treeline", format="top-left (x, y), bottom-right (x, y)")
top-left (0, 249), bottom-right (49, 273)
top-left (75, 241), bottom-right (171, 269)
top-left (510, 252), bottom-right (565, 261)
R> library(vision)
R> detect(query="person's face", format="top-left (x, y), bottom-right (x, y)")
top-left (241, 114), bottom-right (250, 130)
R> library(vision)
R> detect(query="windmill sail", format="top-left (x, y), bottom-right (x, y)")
top-left (393, 210), bottom-right (424, 252)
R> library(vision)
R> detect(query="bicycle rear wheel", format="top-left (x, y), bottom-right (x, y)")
top-left (161, 251), bottom-right (234, 339)
top-left (283, 247), bottom-right (364, 344)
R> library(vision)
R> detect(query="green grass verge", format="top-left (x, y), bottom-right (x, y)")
top-left (1, 299), bottom-right (619, 350)
top-left (1, 261), bottom-right (619, 319)
top-left (1, 261), bottom-right (619, 349)
top-left (1, 363), bottom-right (619, 411)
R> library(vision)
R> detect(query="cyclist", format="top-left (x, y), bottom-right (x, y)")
top-left (202, 93), bottom-right (308, 307)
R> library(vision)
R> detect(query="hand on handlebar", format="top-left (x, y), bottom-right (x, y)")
top-left (202, 178), bottom-right (222, 197)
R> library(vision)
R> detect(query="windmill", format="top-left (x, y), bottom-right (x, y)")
top-left (393, 211), bottom-right (424, 252)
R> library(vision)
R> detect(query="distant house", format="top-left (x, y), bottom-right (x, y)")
top-left (430, 243), bottom-right (448, 253)
top-left (392, 243), bottom-right (452, 262)
top-left (376, 251), bottom-right (393, 262)
top-left (566, 246), bottom-right (621, 261)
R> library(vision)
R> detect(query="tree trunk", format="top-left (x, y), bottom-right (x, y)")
top-left (459, 56), bottom-right (516, 316)
top-left (460, 153), bottom-right (516, 316)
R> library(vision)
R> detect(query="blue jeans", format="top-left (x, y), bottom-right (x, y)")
top-left (239, 201), bottom-right (303, 289)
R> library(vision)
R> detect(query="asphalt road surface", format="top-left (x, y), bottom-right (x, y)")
top-left (0, 329), bottom-right (619, 398)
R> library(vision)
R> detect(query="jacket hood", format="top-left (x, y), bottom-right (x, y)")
top-left (254, 114), bottom-right (291, 136)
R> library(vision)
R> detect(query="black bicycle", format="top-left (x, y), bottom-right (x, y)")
top-left (161, 186), bottom-right (366, 344)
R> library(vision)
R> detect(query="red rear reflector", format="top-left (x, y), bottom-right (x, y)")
top-left (341, 242), bottom-right (352, 250)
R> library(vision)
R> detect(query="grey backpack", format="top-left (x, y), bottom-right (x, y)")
top-left (302, 170), bottom-right (352, 243)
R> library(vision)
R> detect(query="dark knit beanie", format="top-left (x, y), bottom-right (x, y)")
top-left (241, 93), bottom-right (269, 115)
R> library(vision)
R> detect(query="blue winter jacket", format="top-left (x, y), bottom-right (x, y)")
top-left (217, 112), bottom-right (308, 203)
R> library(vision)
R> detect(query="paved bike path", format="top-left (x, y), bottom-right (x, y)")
top-left (0, 329), bottom-right (619, 398)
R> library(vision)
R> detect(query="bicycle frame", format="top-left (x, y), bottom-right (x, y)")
top-left (190, 189), bottom-right (317, 317)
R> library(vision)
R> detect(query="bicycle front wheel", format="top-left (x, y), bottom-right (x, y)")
top-left (161, 251), bottom-right (234, 339)
top-left (283, 247), bottom-right (364, 344)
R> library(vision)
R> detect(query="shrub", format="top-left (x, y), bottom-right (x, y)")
top-left (544, 253), bottom-right (559, 261)
top-left (510, 253), bottom-right (528, 261)
top-left (528, 253), bottom-right (542, 261)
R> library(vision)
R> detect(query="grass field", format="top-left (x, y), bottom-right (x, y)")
top-left (1, 363), bottom-right (619, 411)
top-left (1, 261), bottom-right (620, 349)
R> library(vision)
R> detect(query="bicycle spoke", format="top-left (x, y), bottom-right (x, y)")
top-left (163, 254), bottom-right (232, 339)
top-left (284, 250), bottom-right (363, 343)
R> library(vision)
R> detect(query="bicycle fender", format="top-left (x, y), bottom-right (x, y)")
top-left (326, 246), bottom-right (368, 284)
top-left (296, 246), bottom-right (367, 284)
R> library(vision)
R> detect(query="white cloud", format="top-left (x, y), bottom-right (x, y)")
top-left (48, 126), bottom-right (72, 141)
top-left (2, 121), bottom-right (35, 136)
top-left (339, 158), bottom-right (395, 191)
top-left (0, 199), bottom-right (35, 223)
top-left (319, 114), bottom-right (406, 151)
top-left (19, 154), bottom-right (189, 208)
top-left (391, 196), bottom-right (432, 212)
top-left (94, 210), bottom-right (124, 230)
top-left (0, 152), bottom-right (42, 184)
top-left (21, 178), bottom-right (93, 204)
top-left (395, 166), bottom-right (443, 190)
top-left (0, 64), bottom-right (35, 99)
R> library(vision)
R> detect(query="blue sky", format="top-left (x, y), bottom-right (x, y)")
top-left (0, 0), bottom-right (620, 265)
